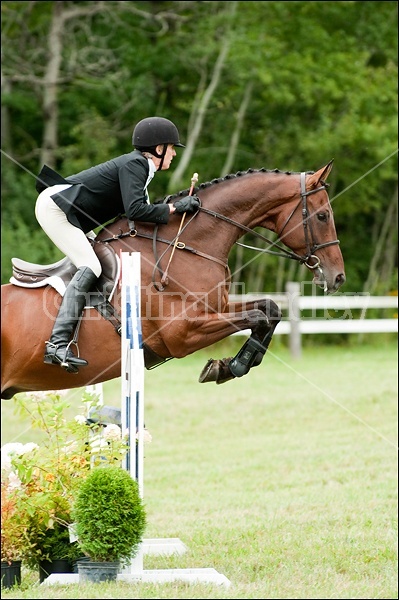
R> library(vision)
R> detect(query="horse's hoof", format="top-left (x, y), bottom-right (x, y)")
top-left (198, 358), bottom-right (216, 383)
top-left (198, 358), bottom-right (235, 384)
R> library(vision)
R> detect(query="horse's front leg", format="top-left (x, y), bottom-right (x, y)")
top-left (199, 298), bottom-right (281, 384)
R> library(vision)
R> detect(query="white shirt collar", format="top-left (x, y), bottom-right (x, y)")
top-left (146, 157), bottom-right (157, 183)
top-left (144, 157), bottom-right (157, 203)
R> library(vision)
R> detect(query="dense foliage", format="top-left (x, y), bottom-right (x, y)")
top-left (1, 1), bottom-right (397, 293)
top-left (73, 465), bottom-right (146, 563)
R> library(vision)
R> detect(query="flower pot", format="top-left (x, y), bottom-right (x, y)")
top-left (72, 556), bottom-right (90, 573)
top-left (39, 558), bottom-right (73, 583)
top-left (77, 560), bottom-right (120, 583)
top-left (1, 560), bottom-right (22, 589)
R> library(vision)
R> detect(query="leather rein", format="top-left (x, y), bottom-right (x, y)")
top-left (100, 172), bottom-right (340, 289)
top-left (199, 171), bottom-right (340, 270)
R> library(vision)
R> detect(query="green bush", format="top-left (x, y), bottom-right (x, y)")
top-left (23, 519), bottom-right (82, 569)
top-left (73, 466), bottom-right (146, 564)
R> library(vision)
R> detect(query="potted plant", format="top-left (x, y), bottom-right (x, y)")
top-left (73, 465), bottom-right (146, 583)
top-left (1, 480), bottom-right (25, 589)
top-left (23, 511), bottom-right (83, 582)
top-left (4, 390), bottom-right (130, 581)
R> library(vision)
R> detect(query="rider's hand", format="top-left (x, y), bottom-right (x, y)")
top-left (173, 195), bottom-right (200, 214)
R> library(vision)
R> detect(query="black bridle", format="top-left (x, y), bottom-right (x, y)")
top-left (199, 171), bottom-right (340, 267)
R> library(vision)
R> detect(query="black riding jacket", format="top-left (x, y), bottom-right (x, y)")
top-left (38, 151), bottom-right (170, 233)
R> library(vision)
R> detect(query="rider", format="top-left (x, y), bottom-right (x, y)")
top-left (35, 116), bottom-right (200, 373)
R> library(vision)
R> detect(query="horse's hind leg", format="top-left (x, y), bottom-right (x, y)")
top-left (199, 299), bottom-right (281, 384)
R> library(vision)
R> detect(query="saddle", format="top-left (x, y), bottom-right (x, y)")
top-left (11, 240), bottom-right (118, 298)
top-left (10, 241), bottom-right (168, 370)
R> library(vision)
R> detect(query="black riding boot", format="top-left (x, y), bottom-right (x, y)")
top-left (44, 266), bottom-right (98, 371)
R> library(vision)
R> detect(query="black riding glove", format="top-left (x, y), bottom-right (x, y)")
top-left (173, 195), bottom-right (200, 214)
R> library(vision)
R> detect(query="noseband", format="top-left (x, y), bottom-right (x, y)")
top-left (277, 172), bottom-right (340, 268)
top-left (199, 171), bottom-right (340, 266)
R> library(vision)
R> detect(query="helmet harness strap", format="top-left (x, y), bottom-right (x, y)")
top-left (157, 144), bottom-right (167, 171)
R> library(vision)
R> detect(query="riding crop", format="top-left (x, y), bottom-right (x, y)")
top-left (161, 172), bottom-right (199, 285)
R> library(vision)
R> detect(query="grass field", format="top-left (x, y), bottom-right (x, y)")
top-left (1, 338), bottom-right (398, 599)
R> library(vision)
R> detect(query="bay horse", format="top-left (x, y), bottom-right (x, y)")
top-left (1, 160), bottom-right (345, 400)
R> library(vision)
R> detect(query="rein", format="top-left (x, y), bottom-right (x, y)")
top-left (99, 171), bottom-right (340, 289)
top-left (199, 206), bottom-right (301, 262)
top-left (200, 172), bottom-right (340, 268)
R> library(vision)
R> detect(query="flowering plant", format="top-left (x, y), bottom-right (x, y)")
top-left (1, 441), bottom-right (41, 564)
top-left (1, 389), bottom-right (134, 568)
top-left (1, 479), bottom-right (26, 564)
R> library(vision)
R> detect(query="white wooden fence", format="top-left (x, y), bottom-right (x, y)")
top-left (230, 282), bottom-right (398, 358)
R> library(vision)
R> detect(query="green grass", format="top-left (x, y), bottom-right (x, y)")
top-left (1, 339), bottom-right (398, 599)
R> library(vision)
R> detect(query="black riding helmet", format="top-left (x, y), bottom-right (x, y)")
top-left (133, 117), bottom-right (185, 150)
top-left (132, 117), bottom-right (185, 170)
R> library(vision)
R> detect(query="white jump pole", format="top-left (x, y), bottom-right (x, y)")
top-left (121, 251), bottom-right (144, 494)
top-left (120, 251), bottom-right (145, 575)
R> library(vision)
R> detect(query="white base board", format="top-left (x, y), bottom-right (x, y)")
top-left (142, 537), bottom-right (188, 555)
top-left (43, 568), bottom-right (231, 587)
top-left (41, 538), bottom-right (230, 587)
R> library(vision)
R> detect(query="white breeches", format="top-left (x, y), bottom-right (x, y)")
top-left (35, 185), bottom-right (102, 277)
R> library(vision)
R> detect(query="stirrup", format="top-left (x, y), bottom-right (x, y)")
top-left (44, 342), bottom-right (86, 372)
top-left (63, 340), bottom-right (88, 367)
top-left (61, 362), bottom-right (80, 374)
top-left (44, 353), bottom-right (79, 374)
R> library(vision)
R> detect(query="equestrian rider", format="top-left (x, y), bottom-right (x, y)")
top-left (35, 116), bottom-right (200, 373)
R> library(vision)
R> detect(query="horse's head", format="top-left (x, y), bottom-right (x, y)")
top-left (276, 160), bottom-right (346, 294)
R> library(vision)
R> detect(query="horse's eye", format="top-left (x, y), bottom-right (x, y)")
top-left (317, 212), bottom-right (328, 222)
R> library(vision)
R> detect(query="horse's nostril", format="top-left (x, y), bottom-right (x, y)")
top-left (336, 273), bottom-right (346, 287)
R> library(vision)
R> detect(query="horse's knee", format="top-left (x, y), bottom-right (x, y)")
top-left (268, 300), bottom-right (282, 325)
top-left (247, 309), bottom-right (270, 338)
top-left (249, 300), bottom-right (281, 336)
top-left (254, 299), bottom-right (281, 325)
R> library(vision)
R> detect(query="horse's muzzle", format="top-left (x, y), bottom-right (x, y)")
top-left (312, 269), bottom-right (346, 294)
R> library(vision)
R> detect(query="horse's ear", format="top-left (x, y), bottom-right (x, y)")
top-left (308, 159), bottom-right (334, 188)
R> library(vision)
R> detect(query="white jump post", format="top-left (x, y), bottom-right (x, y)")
top-left (120, 251), bottom-right (145, 574)
top-left (118, 251), bottom-right (231, 586)
top-left (121, 251), bottom-right (145, 493)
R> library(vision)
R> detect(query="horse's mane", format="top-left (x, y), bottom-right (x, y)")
top-left (165, 167), bottom-right (313, 202)
top-left (100, 167), bottom-right (314, 232)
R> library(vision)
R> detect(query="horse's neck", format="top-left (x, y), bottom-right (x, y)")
top-left (199, 173), bottom-right (291, 246)
top-left (107, 172), bottom-right (295, 263)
